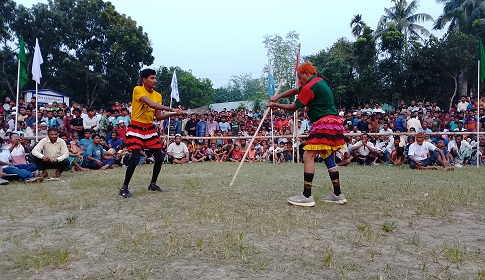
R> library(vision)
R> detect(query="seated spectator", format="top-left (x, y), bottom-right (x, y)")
top-left (437, 138), bottom-right (454, 165)
top-left (78, 129), bottom-right (93, 155)
top-left (0, 137), bottom-right (43, 183)
top-left (351, 133), bottom-right (377, 165)
top-left (213, 144), bottom-right (227, 162)
top-left (191, 142), bottom-right (207, 162)
top-left (229, 144), bottom-right (244, 162)
top-left (66, 140), bottom-right (89, 172)
top-left (336, 137), bottom-right (353, 166)
top-left (389, 147), bottom-right (405, 166)
top-left (85, 134), bottom-right (115, 170)
top-left (246, 143), bottom-right (257, 162)
top-left (408, 132), bottom-right (453, 170)
top-left (167, 134), bottom-right (189, 164)
top-left (206, 142), bottom-right (217, 161)
top-left (448, 134), bottom-right (472, 167)
top-left (0, 166), bottom-right (10, 185)
top-left (6, 133), bottom-right (38, 171)
top-left (31, 127), bottom-right (70, 178)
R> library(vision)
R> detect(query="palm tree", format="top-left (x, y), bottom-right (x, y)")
top-left (433, 0), bottom-right (485, 33)
top-left (376, 0), bottom-right (434, 39)
top-left (350, 14), bottom-right (367, 38)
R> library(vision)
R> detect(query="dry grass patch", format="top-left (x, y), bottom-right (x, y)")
top-left (0, 163), bottom-right (484, 279)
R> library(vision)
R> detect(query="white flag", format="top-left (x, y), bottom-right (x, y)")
top-left (32, 38), bottom-right (44, 84)
top-left (170, 70), bottom-right (180, 102)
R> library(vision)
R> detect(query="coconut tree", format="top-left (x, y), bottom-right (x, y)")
top-left (376, 0), bottom-right (434, 40)
top-left (433, 0), bottom-right (485, 33)
top-left (350, 14), bottom-right (367, 38)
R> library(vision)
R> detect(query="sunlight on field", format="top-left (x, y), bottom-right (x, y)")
top-left (0, 163), bottom-right (484, 279)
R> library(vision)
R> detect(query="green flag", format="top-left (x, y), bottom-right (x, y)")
top-left (480, 40), bottom-right (485, 83)
top-left (18, 34), bottom-right (28, 87)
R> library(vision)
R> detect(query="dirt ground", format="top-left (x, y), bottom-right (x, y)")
top-left (0, 163), bottom-right (484, 279)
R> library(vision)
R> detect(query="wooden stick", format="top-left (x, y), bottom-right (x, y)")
top-left (229, 107), bottom-right (271, 187)
top-left (229, 79), bottom-right (285, 187)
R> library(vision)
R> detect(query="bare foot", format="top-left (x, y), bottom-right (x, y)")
top-left (70, 168), bottom-right (76, 172)
top-left (55, 170), bottom-right (61, 177)
top-left (100, 164), bottom-right (109, 170)
top-left (80, 168), bottom-right (89, 172)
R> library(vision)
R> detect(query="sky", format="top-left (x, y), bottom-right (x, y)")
top-left (19, 0), bottom-right (446, 88)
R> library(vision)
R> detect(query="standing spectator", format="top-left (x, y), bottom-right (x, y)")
top-left (431, 111), bottom-right (442, 132)
top-left (457, 96), bottom-right (469, 112)
top-left (185, 113), bottom-right (198, 136)
top-left (117, 120), bottom-right (128, 141)
top-left (43, 111), bottom-right (58, 129)
top-left (218, 116), bottom-right (231, 133)
top-left (112, 101), bottom-right (123, 113)
top-left (24, 108), bottom-right (36, 128)
top-left (206, 114), bottom-right (219, 136)
top-left (83, 108), bottom-right (99, 133)
top-left (196, 114), bottom-right (207, 138)
top-left (31, 127), bottom-right (70, 178)
top-left (117, 108), bottom-right (131, 125)
top-left (230, 114), bottom-right (240, 135)
top-left (98, 108), bottom-right (112, 138)
top-left (395, 111), bottom-right (407, 132)
top-left (70, 108), bottom-right (84, 139)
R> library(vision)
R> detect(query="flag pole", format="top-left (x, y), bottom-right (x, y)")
top-left (15, 59), bottom-right (21, 133)
top-left (294, 43), bottom-right (301, 163)
top-left (35, 83), bottom-right (39, 142)
top-left (166, 96), bottom-right (173, 137)
top-left (271, 109), bottom-right (275, 164)
top-left (478, 59), bottom-right (481, 168)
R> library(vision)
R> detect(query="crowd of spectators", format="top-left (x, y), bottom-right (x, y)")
top-left (0, 95), bottom-right (484, 185)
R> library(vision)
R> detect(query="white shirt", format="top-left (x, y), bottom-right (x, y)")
top-left (457, 101), bottom-right (469, 112)
top-left (167, 142), bottom-right (189, 158)
top-left (352, 141), bottom-right (375, 156)
top-left (408, 141), bottom-right (437, 161)
top-left (407, 117), bottom-right (422, 131)
top-left (83, 116), bottom-right (99, 131)
top-left (448, 139), bottom-right (472, 159)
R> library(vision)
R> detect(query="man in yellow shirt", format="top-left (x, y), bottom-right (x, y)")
top-left (119, 69), bottom-right (182, 198)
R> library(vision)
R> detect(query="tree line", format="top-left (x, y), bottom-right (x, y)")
top-left (1, 0), bottom-right (485, 110)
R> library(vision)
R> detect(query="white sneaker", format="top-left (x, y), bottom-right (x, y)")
top-left (323, 193), bottom-right (348, 205)
top-left (287, 193), bottom-right (316, 207)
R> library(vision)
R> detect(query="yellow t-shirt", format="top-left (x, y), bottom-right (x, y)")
top-left (131, 85), bottom-right (162, 124)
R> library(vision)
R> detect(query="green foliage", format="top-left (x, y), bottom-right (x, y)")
top-left (263, 31), bottom-right (299, 89)
top-left (214, 74), bottom-right (263, 104)
top-left (156, 66), bottom-right (214, 109)
top-left (2, 0), bottom-right (153, 106)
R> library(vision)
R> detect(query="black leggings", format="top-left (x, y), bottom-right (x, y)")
top-left (123, 148), bottom-right (164, 186)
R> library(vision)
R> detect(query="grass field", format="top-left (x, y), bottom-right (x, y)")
top-left (0, 162), bottom-right (484, 279)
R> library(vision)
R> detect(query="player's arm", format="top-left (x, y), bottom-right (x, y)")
top-left (154, 109), bottom-right (182, 121)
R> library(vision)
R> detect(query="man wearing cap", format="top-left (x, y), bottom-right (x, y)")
top-left (167, 134), bottom-right (189, 164)
top-left (119, 68), bottom-right (182, 198)
top-left (408, 132), bottom-right (454, 170)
